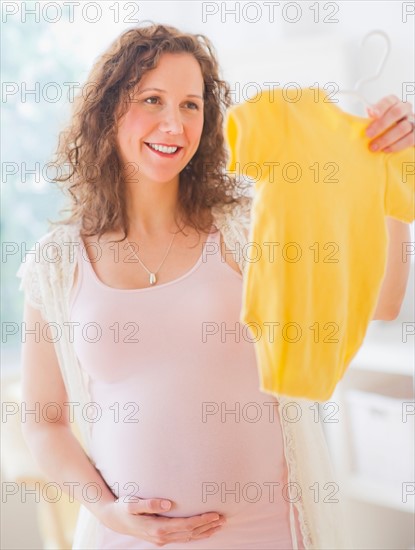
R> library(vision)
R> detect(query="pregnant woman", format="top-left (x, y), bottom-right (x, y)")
top-left (19, 23), bottom-right (414, 549)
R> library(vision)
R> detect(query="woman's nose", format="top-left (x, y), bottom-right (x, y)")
top-left (159, 108), bottom-right (184, 134)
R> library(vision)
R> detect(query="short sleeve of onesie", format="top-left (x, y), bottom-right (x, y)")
top-left (384, 148), bottom-right (415, 222)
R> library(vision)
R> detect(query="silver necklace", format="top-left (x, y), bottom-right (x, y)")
top-left (125, 231), bottom-right (177, 286)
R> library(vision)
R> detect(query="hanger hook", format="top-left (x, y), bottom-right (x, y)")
top-left (353, 30), bottom-right (391, 92)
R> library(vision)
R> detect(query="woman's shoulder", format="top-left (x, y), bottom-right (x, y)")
top-left (16, 221), bottom-right (82, 311)
top-left (20, 220), bottom-right (82, 272)
top-left (42, 220), bottom-right (81, 245)
top-left (211, 192), bottom-right (253, 232)
top-left (44, 220), bottom-right (82, 242)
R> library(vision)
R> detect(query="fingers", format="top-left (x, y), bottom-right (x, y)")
top-left (367, 94), bottom-right (412, 134)
top-left (368, 117), bottom-right (414, 152)
top-left (191, 524), bottom-right (223, 541)
top-left (381, 125), bottom-right (415, 153)
top-left (147, 512), bottom-right (224, 534)
top-left (182, 512), bottom-right (224, 531)
top-left (140, 514), bottom-right (226, 546)
top-left (191, 517), bottom-right (226, 537)
top-left (365, 94), bottom-right (414, 151)
top-left (125, 497), bottom-right (226, 545)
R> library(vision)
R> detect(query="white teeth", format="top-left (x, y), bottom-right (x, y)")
top-left (148, 143), bottom-right (178, 154)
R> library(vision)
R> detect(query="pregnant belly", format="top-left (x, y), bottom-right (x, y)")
top-left (89, 373), bottom-right (289, 520)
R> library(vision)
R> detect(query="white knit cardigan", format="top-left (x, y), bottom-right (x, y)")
top-left (16, 196), bottom-right (351, 549)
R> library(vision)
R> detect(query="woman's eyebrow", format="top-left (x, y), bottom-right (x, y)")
top-left (137, 87), bottom-right (204, 100)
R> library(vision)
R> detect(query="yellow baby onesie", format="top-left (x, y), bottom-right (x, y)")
top-left (225, 86), bottom-right (415, 401)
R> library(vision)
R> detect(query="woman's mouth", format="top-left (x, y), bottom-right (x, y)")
top-left (144, 142), bottom-right (183, 158)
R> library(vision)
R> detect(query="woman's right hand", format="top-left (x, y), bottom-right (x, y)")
top-left (98, 497), bottom-right (226, 546)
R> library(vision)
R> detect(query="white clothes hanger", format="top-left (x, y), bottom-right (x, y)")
top-left (336, 30), bottom-right (391, 111)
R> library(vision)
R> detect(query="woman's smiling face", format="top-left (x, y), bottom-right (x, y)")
top-left (116, 52), bottom-right (205, 185)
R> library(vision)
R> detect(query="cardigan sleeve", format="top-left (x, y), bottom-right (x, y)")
top-left (16, 242), bottom-right (46, 317)
top-left (211, 191), bottom-right (254, 278)
top-left (15, 230), bottom-right (60, 322)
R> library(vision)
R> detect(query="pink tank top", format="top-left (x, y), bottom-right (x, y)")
top-left (69, 224), bottom-right (304, 549)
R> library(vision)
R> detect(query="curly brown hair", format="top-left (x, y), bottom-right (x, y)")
top-left (49, 22), bottom-right (249, 243)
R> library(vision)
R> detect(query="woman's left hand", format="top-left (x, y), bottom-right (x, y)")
top-left (365, 95), bottom-right (415, 153)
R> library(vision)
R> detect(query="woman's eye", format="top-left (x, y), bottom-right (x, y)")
top-left (186, 102), bottom-right (200, 110)
top-left (142, 97), bottom-right (200, 110)
top-left (144, 96), bottom-right (160, 105)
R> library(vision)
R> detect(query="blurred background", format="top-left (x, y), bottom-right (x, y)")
top-left (1, 1), bottom-right (414, 548)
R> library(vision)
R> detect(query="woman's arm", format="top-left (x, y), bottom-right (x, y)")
top-left (366, 96), bottom-right (413, 320)
top-left (371, 217), bottom-right (411, 320)
top-left (20, 300), bottom-right (118, 518)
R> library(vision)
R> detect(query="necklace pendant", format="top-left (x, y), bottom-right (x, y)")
top-left (149, 273), bottom-right (157, 285)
